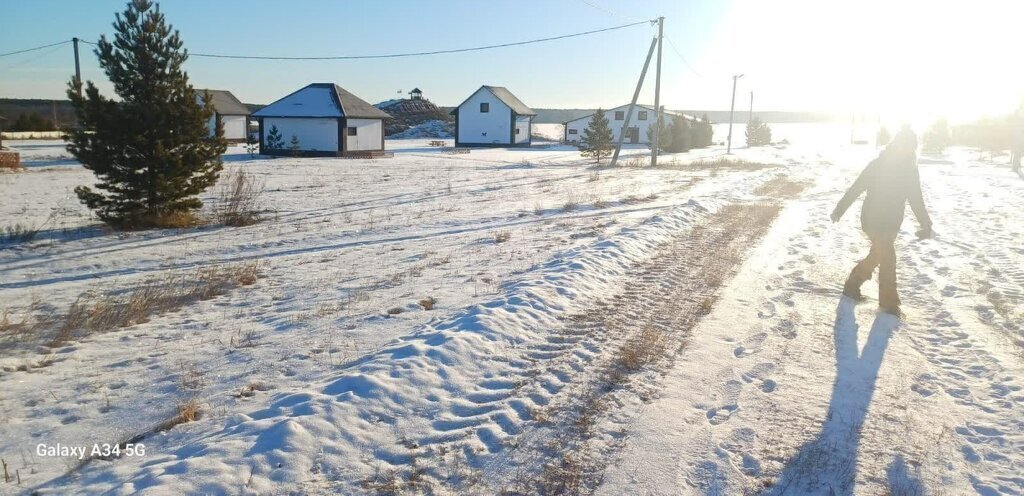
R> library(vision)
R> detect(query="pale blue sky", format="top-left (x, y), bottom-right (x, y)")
top-left (2, 0), bottom-right (1021, 119)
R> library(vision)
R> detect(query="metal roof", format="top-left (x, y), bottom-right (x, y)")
top-left (253, 83), bottom-right (390, 119)
top-left (450, 85), bottom-right (536, 116)
top-left (196, 89), bottom-right (250, 116)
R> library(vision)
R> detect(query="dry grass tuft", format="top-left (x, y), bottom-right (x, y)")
top-left (493, 230), bottom-right (512, 243)
top-left (615, 325), bottom-right (669, 372)
top-left (0, 261), bottom-right (263, 353)
top-left (175, 398), bottom-right (201, 423)
top-left (214, 169), bottom-right (266, 227)
top-left (0, 223), bottom-right (39, 246)
top-left (655, 157), bottom-right (775, 171)
top-left (141, 211), bottom-right (202, 229)
top-left (419, 297), bottom-right (437, 311)
top-left (754, 175), bottom-right (811, 199)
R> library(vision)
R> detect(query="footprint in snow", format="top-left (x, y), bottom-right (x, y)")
top-left (733, 333), bottom-right (767, 358)
top-left (706, 405), bottom-right (739, 425)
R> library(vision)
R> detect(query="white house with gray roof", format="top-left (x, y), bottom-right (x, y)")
top-left (450, 86), bottom-right (535, 147)
top-left (196, 89), bottom-right (250, 143)
top-left (563, 104), bottom-right (696, 146)
top-left (253, 83), bottom-right (391, 157)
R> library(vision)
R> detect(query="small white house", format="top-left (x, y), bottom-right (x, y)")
top-left (450, 86), bottom-right (535, 147)
top-left (196, 89), bottom-right (250, 143)
top-left (563, 104), bottom-right (694, 145)
top-left (253, 83), bottom-right (391, 157)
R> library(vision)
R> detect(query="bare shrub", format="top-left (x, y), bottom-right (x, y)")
top-left (494, 230), bottom-right (511, 243)
top-left (214, 169), bottom-right (265, 227)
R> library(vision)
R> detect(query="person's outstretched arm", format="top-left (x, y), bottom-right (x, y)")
top-left (908, 164), bottom-right (932, 237)
top-left (831, 162), bottom-right (872, 222)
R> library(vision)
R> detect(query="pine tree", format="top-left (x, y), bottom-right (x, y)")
top-left (579, 108), bottom-right (614, 164)
top-left (746, 117), bottom-right (772, 147)
top-left (692, 113), bottom-right (714, 148)
top-left (877, 126), bottom-right (891, 147)
top-left (265, 125), bottom-right (284, 150)
top-left (245, 132), bottom-right (259, 157)
top-left (66, 0), bottom-right (226, 228)
top-left (666, 115), bottom-right (691, 153)
top-left (288, 135), bottom-right (302, 157)
top-left (646, 111), bottom-right (671, 152)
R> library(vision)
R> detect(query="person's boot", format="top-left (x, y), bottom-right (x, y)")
top-left (843, 279), bottom-right (867, 302)
top-left (879, 305), bottom-right (902, 319)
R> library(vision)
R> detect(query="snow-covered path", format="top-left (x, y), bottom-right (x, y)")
top-left (3, 130), bottom-right (1021, 494)
top-left (597, 151), bottom-right (1024, 495)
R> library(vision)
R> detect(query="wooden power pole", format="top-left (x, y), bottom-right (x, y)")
top-left (72, 37), bottom-right (82, 97)
top-left (651, 17), bottom-right (664, 167)
top-left (610, 36), bottom-right (658, 168)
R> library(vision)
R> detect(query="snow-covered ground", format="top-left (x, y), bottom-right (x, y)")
top-left (0, 127), bottom-right (1020, 494)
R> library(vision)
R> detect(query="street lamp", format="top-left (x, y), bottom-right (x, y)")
top-left (727, 73), bottom-right (744, 154)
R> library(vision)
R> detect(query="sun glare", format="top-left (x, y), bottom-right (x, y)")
top-left (702, 0), bottom-right (1023, 125)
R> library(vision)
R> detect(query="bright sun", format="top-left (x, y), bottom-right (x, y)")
top-left (697, 0), bottom-right (1024, 125)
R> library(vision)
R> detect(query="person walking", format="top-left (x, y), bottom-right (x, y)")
top-left (831, 128), bottom-right (932, 316)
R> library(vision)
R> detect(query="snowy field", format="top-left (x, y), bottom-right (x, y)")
top-left (0, 126), bottom-right (1021, 494)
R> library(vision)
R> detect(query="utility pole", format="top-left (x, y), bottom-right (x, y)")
top-left (72, 37), bottom-right (82, 97)
top-left (726, 73), bottom-right (744, 154)
top-left (748, 91), bottom-right (754, 124)
top-left (610, 36), bottom-right (658, 168)
top-left (651, 16), bottom-right (664, 167)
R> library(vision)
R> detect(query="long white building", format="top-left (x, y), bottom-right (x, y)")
top-left (563, 104), bottom-right (695, 145)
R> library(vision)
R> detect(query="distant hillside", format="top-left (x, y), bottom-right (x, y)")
top-left (0, 98), bottom-right (266, 131)
top-left (0, 99), bottom-right (77, 128)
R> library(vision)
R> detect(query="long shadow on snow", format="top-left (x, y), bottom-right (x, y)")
top-left (767, 297), bottom-right (899, 495)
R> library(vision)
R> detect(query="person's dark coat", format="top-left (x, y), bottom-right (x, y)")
top-left (832, 146), bottom-right (931, 240)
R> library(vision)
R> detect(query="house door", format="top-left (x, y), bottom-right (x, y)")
top-left (627, 127), bottom-right (639, 144)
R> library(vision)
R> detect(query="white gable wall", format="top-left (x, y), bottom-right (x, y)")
top-left (205, 114), bottom-right (248, 141)
top-left (514, 115), bottom-right (531, 145)
top-left (222, 115), bottom-right (247, 141)
top-left (263, 117), bottom-right (338, 152)
top-left (345, 118), bottom-right (383, 151)
top-left (565, 107), bottom-right (659, 145)
top-left (457, 88), bottom-right (512, 145)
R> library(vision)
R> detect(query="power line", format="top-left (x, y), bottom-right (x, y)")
top-left (0, 40), bottom-right (71, 58)
top-left (82, 20), bottom-right (653, 60)
top-left (576, 0), bottom-right (647, 23)
top-left (3, 43), bottom-right (68, 71)
top-left (664, 36), bottom-right (703, 78)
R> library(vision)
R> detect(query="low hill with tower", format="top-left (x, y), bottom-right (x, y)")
top-left (375, 88), bottom-right (454, 137)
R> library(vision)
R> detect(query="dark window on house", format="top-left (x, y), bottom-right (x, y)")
top-left (614, 111), bottom-right (624, 120)
top-left (480, 102), bottom-right (489, 113)
top-left (568, 129), bottom-right (578, 135)
top-left (638, 111), bottom-right (648, 121)
top-left (516, 128), bottom-right (520, 135)
top-left (347, 127), bottom-right (357, 136)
